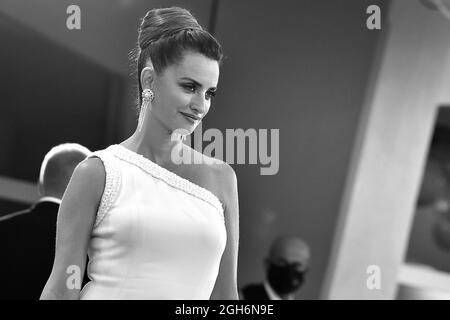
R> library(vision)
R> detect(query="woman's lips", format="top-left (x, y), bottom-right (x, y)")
top-left (180, 112), bottom-right (200, 122)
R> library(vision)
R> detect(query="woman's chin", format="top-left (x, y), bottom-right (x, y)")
top-left (171, 125), bottom-right (195, 139)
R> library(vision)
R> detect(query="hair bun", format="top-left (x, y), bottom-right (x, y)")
top-left (138, 7), bottom-right (203, 50)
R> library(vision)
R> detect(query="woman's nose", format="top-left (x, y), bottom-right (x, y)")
top-left (190, 94), bottom-right (208, 115)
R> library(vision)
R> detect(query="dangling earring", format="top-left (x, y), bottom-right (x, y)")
top-left (137, 88), bottom-right (154, 132)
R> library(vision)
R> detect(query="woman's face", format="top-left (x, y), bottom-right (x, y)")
top-left (151, 51), bottom-right (220, 135)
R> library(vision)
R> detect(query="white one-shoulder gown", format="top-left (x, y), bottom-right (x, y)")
top-left (79, 144), bottom-right (226, 300)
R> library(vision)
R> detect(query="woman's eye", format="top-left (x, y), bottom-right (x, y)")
top-left (183, 84), bottom-right (196, 92)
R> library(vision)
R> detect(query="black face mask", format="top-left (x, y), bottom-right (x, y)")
top-left (267, 263), bottom-right (306, 295)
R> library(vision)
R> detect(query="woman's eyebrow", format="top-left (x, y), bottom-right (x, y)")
top-left (179, 77), bottom-right (217, 90)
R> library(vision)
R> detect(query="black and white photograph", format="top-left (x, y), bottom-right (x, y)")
top-left (0, 0), bottom-right (450, 308)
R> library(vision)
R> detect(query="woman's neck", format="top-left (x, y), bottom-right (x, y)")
top-left (121, 119), bottom-right (184, 166)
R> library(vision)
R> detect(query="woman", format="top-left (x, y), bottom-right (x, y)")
top-left (40, 7), bottom-right (239, 300)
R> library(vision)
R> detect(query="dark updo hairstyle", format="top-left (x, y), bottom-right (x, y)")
top-left (130, 7), bottom-right (224, 110)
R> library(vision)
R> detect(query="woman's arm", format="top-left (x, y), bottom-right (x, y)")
top-left (40, 157), bottom-right (105, 300)
top-left (210, 163), bottom-right (240, 300)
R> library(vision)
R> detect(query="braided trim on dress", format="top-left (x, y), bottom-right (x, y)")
top-left (88, 151), bottom-right (122, 228)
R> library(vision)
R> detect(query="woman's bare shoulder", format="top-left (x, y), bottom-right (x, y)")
top-left (178, 146), bottom-right (237, 209)
top-left (76, 157), bottom-right (105, 180)
top-left (208, 159), bottom-right (237, 188)
top-left (197, 155), bottom-right (237, 208)
top-left (186, 146), bottom-right (235, 179)
top-left (69, 157), bottom-right (106, 198)
top-left (187, 148), bottom-right (236, 184)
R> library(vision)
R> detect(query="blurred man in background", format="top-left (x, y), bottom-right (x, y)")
top-left (0, 143), bottom-right (91, 299)
top-left (240, 235), bottom-right (311, 300)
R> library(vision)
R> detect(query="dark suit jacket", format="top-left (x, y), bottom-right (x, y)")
top-left (0, 199), bottom-right (89, 300)
top-left (240, 283), bottom-right (270, 300)
top-left (0, 200), bottom-right (59, 299)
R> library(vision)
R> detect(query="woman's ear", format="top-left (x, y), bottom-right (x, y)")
top-left (140, 66), bottom-right (156, 91)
